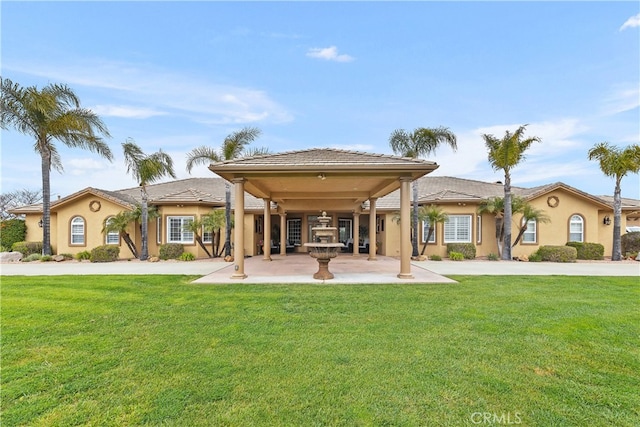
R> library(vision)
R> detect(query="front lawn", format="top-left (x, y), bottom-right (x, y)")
top-left (1, 276), bottom-right (638, 426)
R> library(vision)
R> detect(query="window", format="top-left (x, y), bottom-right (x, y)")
top-left (202, 225), bottom-right (213, 244)
top-left (70, 216), bottom-right (85, 245)
top-left (104, 216), bottom-right (119, 245)
top-left (522, 218), bottom-right (537, 243)
top-left (421, 220), bottom-right (436, 243)
top-left (569, 215), bottom-right (584, 242)
top-left (339, 218), bottom-right (353, 243)
top-left (444, 215), bottom-right (472, 243)
top-left (307, 215), bottom-right (319, 242)
top-left (287, 218), bottom-right (301, 245)
top-left (167, 216), bottom-right (194, 243)
top-left (476, 215), bottom-right (482, 244)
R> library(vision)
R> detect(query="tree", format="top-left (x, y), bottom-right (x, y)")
top-left (122, 140), bottom-right (176, 261)
top-left (102, 211), bottom-right (139, 258)
top-left (202, 209), bottom-right (226, 257)
top-left (1, 77), bottom-right (112, 255)
top-left (482, 125), bottom-right (540, 260)
top-left (389, 127), bottom-right (457, 257)
top-left (478, 196), bottom-right (527, 257)
top-left (512, 203), bottom-right (550, 247)
top-left (186, 127), bottom-right (267, 258)
top-left (588, 142), bottom-right (640, 260)
top-left (183, 218), bottom-right (212, 258)
top-left (0, 188), bottom-right (42, 220)
top-left (418, 204), bottom-right (448, 256)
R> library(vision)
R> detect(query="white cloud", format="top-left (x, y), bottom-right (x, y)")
top-left (6, 59), bottom-right (294, 125)
top-left (306, 46), bottom-right (354, 62)
top-left (600, 85), bottom-right (640, 116)
top-left (91, 104), bottom-right (168, 119)
top-left (620, 13), bottom-right (640, 31)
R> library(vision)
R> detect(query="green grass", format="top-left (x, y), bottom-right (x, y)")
top-left (1, 275), bottom-right (638, 426)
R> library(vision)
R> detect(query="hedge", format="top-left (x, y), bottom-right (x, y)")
top-left (159, 243), bottom-right (184, 260)
top-left (621, 232), bottom-right (640, 256)
top-left (11, 241), bottom-right (48, 257)
top-left (565, 242), bottom-right (604, 260)
top-left (90, 245), bottom-right (120, 263)
top-left (446, 243), bottom-right (476, 260)
top-left (537, 245), bottom-right (577, 263)
top-left (0, 219), bottom-right (26, 249)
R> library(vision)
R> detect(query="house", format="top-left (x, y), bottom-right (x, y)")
top-left (10, 148), bottom-right (639, 275)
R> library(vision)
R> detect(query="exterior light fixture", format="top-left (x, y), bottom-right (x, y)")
top-left (317, 173), bottom-right (326, 180)
top-left (38, 218), bottom-right (43, 228)
top-left (603, 216), bottom-right (611, 226)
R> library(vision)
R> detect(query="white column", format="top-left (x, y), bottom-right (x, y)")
top-left (368, 198), bottom-right (377, 261)
top-left (263, 199), bottom-right (271, 261)
top-left (231, 178), bottom-right (247, 279)
top-left (280, 213), bottom-right (287, 256)
top-left (352, 212), bottom-right (360, 256)
top-left (398, 177), bottom-right (414, 279)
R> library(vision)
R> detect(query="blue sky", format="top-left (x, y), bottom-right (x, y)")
top-left (1, 1), bottom-right (639, 199)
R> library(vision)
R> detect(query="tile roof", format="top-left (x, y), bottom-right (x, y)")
top-left (212, 148), bottom-right (437, 168)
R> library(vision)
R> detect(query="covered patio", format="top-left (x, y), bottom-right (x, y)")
top-left (192, 253), bottom-right (456, 284)
top-left (209, 149), bottom-right (438, 280)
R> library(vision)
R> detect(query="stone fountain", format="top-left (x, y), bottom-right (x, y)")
top-left (303, 211), bottom-right (345, 280)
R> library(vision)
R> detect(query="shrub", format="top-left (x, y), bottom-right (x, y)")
top-left (449, 251), bottom-right (464, 261)
top-left (487, 253), bottom-right (499, 261)
top-left (23, 253), bottom-right (41, 262)
top-left (537, 245), bottom-right (577, 263)
top-left (566, 242), bottom-right (604, 260)
top-left (446, 243), bottom-right (476, 260)
top-left (528, 251), bottom-right (542, 262)
top-left (76, 250), bottom-right (91, 261)
top-left (59, 253), bottom-right (74, 260)
top-left (40, 255), bottom-right (53, 262)
top-left (159, 243), bottom-right (184, 260)
top-left (0, 245), bottom-right (8, 252)
top-left (0, 219), bottom-right (26, 249)
top-left (429, 254), bottom-right (442, 261)
top-left (90, 245), bottom-right (120, 263)
top-left (11, 241), bottom-right (46, 257)
top-left (621, 232), bottom-right (640, 256)
top-left (179, 252), bottom-right (196, 261)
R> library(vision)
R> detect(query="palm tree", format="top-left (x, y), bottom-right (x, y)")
top-left (478, 196), bottom-right (527, 257)
top-left (122, 140), bottom-right (176, 261)
top-left (1, 77), bottom-right (112, 255)
top-left (512, 203), bottom-right (551, 247)
top-left (102, 211), bottom-right (139, 258)
top-left (588, 142), bottom-right (640, 260)
top-left (183, 218), bottom-right (212, 258)
top-left (186, 127), bottom-right (267, 258)
top-left (202, 209), bottom-right (226, 257)
top-left (418, 205), bottom-right (448, 256)
top-left (482, 125), bottom-right (540, 260)
top-left (389, 127), bottom-right (457, 257)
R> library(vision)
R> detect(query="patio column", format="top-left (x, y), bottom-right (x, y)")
top-left (231, 178), bottom-right (247, 279)
top-left (263, 198), bottom-right (271, 261)
top-left (279, 213), bottom-right (286, 256)
top-left (398, 177), bottom-right (414, 279)
top-left (368, 198), bottom-right (377, 261)
top-left (352, 212), bottom-right (360, 256)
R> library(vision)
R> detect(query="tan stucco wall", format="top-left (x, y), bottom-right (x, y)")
top-left (53, 195), bottom-right (133, 257)
top-left (17, 187), bottom-right (629, 261)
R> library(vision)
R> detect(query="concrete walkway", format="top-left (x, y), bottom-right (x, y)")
top-left (1, 254), bottom-right (638, 283)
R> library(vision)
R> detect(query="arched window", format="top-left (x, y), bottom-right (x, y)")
top-left (70, 216), bottom-right (85, 245)
top-left (569, 215), bottom-right (584, 242)
top-left (104, 216), bottom-right (120, 245)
